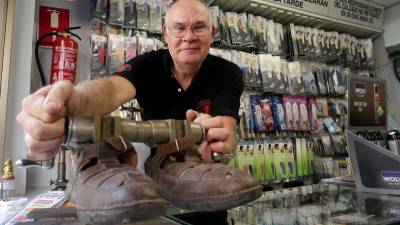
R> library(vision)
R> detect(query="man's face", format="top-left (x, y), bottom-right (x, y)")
top-left (163, 1), bottom-right (213, 66)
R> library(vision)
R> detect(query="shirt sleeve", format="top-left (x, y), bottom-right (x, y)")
top-left (211, 62), bottom-right (244, 123)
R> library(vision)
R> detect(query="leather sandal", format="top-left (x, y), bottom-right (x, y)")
top-left (144, 137), bottom-right (262, 211)
top-left (67, 137), bottom-right (167, 225)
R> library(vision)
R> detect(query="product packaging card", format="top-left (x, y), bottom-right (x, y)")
top-left (258, 54), bottom-right (276, 92)
top-left (295, 25), bottom-right (307, 56)
top-left (92, 0), bottom-right (108, 23)
top-left (90, 34), bottom-right (108, 80)
top-left (272, 56), bottom-right (284, 92)
top-left (264, 141), bottom-right (276, 181)
top-left (364, 39), bottom-right (374, 68)
top-left (306, 142), bottom-right (314, 175)
top-left (226, 12), bottom-right (241, 45)
top-left (124, 0), bottom-right (137, 28)
top-left (266, 20), bottom-right (276, 54)
top-left (242, 52), bottom-right (253, 88)
top-left (271, 95), bottom-right (287, 131)
top-left (272, 143), bottom-right (285, 179)
top-left (124, 36), bottom-right (138, 62)
top-left (237, 13), bottom-right (252, 47)
top-left (109, 0), bottom-right (124, 26)
top-left (282, 95), bottom-right (294, 131)
top-left (250, 95), bottom-right (266, 133)
top-left (305, 27), bottom-right (314, 55)
top-left (281, 59), bottom-right (290, 93)
top-left (249, 54), bottom-right (261, 90)
top-left (136, 0), bottom-right (150, 30)
top-left (295, 138), bottom-right (303, 176)
top-left (308, 97), bottom-right (319, 131)
top-left (254, 141), bottom-right (265, 181)
top-left (288, 61), bottom-right (305, 94)
top-left (148, 0), bottom-right (162, 33)
top-left (247, 14), bottom-right (257, 47)
top-left (297, 96), bottom-right (310, 131)
top-left (209, 6), bottom-right (221, 42)
top-left (313, 64), bottom-right (327, 96)
top-left (312, 28), bottom-right (321, 57)
top-left (260, 96), bottom-right (275, 132)
top-left (107, 34), bottom-right (125, 75)
top-left (256, 16), bottom-right (268, 52)
top-left (219, 10), bottom-right (230, 45)
top-left (301, 62), bottom-right (318, 96)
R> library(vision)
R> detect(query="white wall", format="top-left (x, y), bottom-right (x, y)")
top-left (382, 3), bottom-right (400, 48)
top-left (373, 35), bottom-right (400, 129)
top-left (373, 2), bottom-right (400, 129)
top-left (4, 0), bottom-right (37, 195)
top-left (5, 0), bottom-right (92, 193)
top-left (27, 0), bottom-right (92, 190)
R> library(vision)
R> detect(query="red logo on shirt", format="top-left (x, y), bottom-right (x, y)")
top-left (197, 100), bottom-right (213, 114)
top-left (117, 64), bottom-right (132, 73)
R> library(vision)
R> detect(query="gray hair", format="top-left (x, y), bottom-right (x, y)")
top-left (165, 0), bottom-right (212, 26)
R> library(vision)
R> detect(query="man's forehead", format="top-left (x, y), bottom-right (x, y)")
top-left (166, 0), bottom-right (210, 24)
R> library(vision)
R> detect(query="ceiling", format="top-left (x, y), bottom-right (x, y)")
top-left (365, 0), bottom-right (400, 8)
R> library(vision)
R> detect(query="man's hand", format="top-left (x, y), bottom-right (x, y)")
top-left (186, 109), bottom-right (237, 162)
top-left (16, 81), bottom-right (77, 161)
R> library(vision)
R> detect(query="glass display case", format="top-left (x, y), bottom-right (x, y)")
top-left (169, 183), bottom-right (400, 225)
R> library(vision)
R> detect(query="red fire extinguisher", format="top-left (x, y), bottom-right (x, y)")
top-left (35, 26), bottom-right (81, 86)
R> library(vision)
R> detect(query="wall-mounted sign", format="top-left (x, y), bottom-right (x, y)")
top-left (263, 0), bottom-right (383, 30)
top-left (38, 6), bottom-right (70, 47)
top-left (331, 0), bottom-right (383, 29)
top-left (348, 75), bottom-right (386, 130)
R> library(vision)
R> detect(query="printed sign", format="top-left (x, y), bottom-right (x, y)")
top-left (267, 0), bottom-right (331, 16)
top-left (39, 6), bottom-right (70, 47)
top-left (381, 171), bottom-right (400, 186)
top-left (348, 75), bottom-right (386, 129)
top-left (331, 0), bottom-right (383, 29)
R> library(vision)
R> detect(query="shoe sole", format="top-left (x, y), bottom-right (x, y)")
top-left (77, 201), bottom-right (167, 225)
top-left (161, 185), bottom-right (262, 211)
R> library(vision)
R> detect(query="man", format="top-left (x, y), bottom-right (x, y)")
top-left (17, 0), bottom-right (261, 224)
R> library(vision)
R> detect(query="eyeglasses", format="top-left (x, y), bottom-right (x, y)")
top-left (167, 24), bottom-right (211, 38)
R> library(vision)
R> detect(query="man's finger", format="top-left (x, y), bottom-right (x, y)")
top-left (44, 81), bottom-right (73, 115)
top-left (25, 135), bottom-right (62, 153)
top-left (28, 149), bottom-right (58, 161)
top-left (23, 116), bottom-right (65, 141)
top-left (197, 117), bottom-right (223, 129)
top-left (186, 109), bottom-right (198, 121)
top-left (206, 128), bottom-right (229, 142)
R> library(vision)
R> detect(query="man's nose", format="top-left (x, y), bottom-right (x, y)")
top-left (182, 29), bottom-right (198, 42)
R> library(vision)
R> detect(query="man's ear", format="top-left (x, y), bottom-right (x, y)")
top-left (162, 25), bottom-right (168, 39)
top-left (211, 26), bottom-right (217, 43)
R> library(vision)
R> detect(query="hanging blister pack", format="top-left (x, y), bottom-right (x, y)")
top-left (324, 32), bottom-right (331, 57)
top-left (330, 32), bottom-right (340, 58)
top-left (357, 39), bottom-right (366, 68)
top-left (226, 12), bottom-right (241, 45)
top-left (258, 54), bottom-right (275, 92)
top-left (308, 97), bottom-right (319, 131)
top-left (351, 36), bottom-right (359, 66)
top-left (272, 56), bottom-right (284, 91)
top-left (297, 96), bottom-right (310, 131)
top-left (295, 25), bottom-right (307, 57)
top-left (271, 95), bottom-right (287, 131)
top-left (312, 28), bottom-right (321, 57)
top-left (282, 95), bottom-right (294, 131)
top-left (256, 16), bottom-right (268, 53)
top-left (92, 0), bottom-right (108, 23)
top-left (250, 95), bottom-right (266, 133)
top-left (331, 134), bottom-right (347, 154)
top-left (124, 0), bottom-right (137, 28)
top-left (266, 20), bottom-right (276, 55)
top-left (301, 62), bottom-right (318, 96)
top-left (109, 0), bottom-right (124, 26)
top-left (315, 97), bottom-right (329, 117)
top-left (305, 27), bottom-right (314, 56)
top-left (364, 39), bottom-right (374, 68)
top-left (324, 65), bottom-right (335, 96)
top-left (149, 0), bottom-right (162, 33)
top-left (210, 6), bottom-right (221, 42)
top-left (90, 34), bottom-right (108, 80)
top-left (260, 96), bottom-right (275, 132)
top-left (254, 140), bottom-right (265, 181)
top-left (331, 66), bottom-right (346, 96)
top-left (250, 54), bottom-right (261, 90)
top-left (218, 10), bottom-right (230, 45)
top-left (107, 34), bottom-right (125, 74)
top-left (136, 0), bottom-right (150, 30)
top-left (291, 97), bottom-right (300, 131)
top-left (237, 13), bottom-right (252, 47)
top-left (124, 36), bottom-right (138, 62)
top-left (281, 59), bottom-right (290, 93)
top-left (313, 63), bottom-right (327, 96)
top-left (244, 53), bottom-right (255, 88)
top-left (264, 141), bottom-right (276, 181)
top-left (247, 14), bottom-right (257, 48)
top-left (288, 61), bottom-right (305, 94)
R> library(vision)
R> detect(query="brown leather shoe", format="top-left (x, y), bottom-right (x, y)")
top-left (144, 137), bottom-right (262, 211)
top-left (68, 138), bottom-right (167, 225)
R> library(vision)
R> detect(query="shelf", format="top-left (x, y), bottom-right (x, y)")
top-left (208, 0), bottom-right (383, 39)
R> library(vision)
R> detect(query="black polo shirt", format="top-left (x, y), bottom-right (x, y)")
top-left (113, 49), bottom-right (243, 122)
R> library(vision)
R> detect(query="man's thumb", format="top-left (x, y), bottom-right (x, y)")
top-left (43, 81), bottom-right (73, 114)
top-left (186, 109), bottom-right (198, 121)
